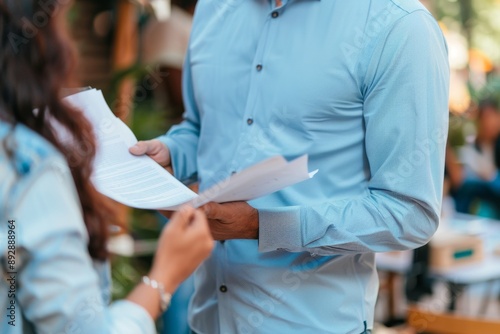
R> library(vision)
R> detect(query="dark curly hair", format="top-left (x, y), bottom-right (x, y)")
top-left (0, 0), bottom-right (118, 260)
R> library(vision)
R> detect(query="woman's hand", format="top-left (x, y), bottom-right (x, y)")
top-left (127, 207), bottom-right (212, 319)
top-left (149, 206), bottom-right (214, 292)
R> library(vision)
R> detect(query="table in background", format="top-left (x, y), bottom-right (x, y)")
top-left (376, 213), bottom-right (500, 319)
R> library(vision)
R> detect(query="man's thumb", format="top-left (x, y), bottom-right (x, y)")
top-left (129, 141), bottom-right (149, 155)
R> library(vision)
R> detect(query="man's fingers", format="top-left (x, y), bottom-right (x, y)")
top-left (129, 141), bottom-right (151, 156)
top-left (129, 140), bottom-right (171, 169)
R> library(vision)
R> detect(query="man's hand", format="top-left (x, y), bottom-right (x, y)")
top-left (202, 202), bottom-right (259, 241)
top-left (129, 139), bottom-right (173, 174)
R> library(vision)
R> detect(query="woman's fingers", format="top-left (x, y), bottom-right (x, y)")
top-left (170, 205), bottom-right (196, 230)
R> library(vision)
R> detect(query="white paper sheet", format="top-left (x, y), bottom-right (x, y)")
top-left (63, 89), bottom-right (198, 210)
top-left (62, 89), bottom-right (317, 210)
top-left (191, 155), bottom-right (317, 207)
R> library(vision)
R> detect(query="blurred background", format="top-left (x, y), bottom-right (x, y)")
top-left (64, 0), bottom-right (500, 333)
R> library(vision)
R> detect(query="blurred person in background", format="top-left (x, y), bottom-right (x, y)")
top-left (0, 1), bottom-right (213, 333)
top-left (131, 0), bottom-right (450, 333)
top-left (445, 144), bottom-right (465, 195)
top-left (456, 99), bottom-right (500, 217)
top-left (441, 144), bottom-right (465, 222)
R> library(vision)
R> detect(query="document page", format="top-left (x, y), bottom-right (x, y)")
top-left (63, 89), bottom-right (198, 210)
top-left (62, 89), bottom-right (317, 210)
top-left (191, 155), bottom-right (317, 207)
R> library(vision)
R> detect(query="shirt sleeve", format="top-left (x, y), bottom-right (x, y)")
top-left (258, 11), bottom-right (450, 255)
top-left (11, 163), bottom-right (156, 334)
top-left (157, 47), bottom-right (201, 184)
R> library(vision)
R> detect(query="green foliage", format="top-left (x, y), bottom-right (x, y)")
top-left (110, 209), bottom-right (164, 300)
top-left (130, 99), bottom-right (171, 140)
top-left (110, 255), bottom-right (147, 299)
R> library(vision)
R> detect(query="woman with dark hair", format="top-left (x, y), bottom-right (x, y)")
top-left (0, 1), bottom-right (213, 333)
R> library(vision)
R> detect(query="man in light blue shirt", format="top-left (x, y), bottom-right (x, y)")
top-left (131, 0), bottom-right (450, 332)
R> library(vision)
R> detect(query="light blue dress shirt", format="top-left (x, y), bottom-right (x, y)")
top-left (159, 0), bottom-right (450, 333)
top-left (0, 123), bottom-right (156, 334)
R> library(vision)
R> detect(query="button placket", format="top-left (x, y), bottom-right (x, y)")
top-left (230, 15), bottom-right (272, 162)
top-left (216, 237), bottom-right (230, 330)
top-left (232, 1), bottom-right (286, 170)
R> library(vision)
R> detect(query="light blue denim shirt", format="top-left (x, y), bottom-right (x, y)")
top-left (0, 122), bottom-right (156, 334)
top-left (158, 0), bottom-right (450, 333)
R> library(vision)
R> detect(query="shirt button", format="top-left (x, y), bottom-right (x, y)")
top-left (247, 118), bottom-right (254, 125)
top-left (271, 11), bottom-right (279, 18)
top-left (219, 285), bottom-right (228, 293)
top-left (256, 64), bottom-right (263, 71)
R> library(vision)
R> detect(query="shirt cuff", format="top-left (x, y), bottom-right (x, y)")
top-left (108, 300), bottom-right (156, 334)
top-left (258, 206), bottom-right (303, 253)
top-left (156, 135), bottom-right (181, 178)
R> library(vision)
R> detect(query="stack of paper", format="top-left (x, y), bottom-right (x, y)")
top-left (63, 89), bottom-right (316, 210)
